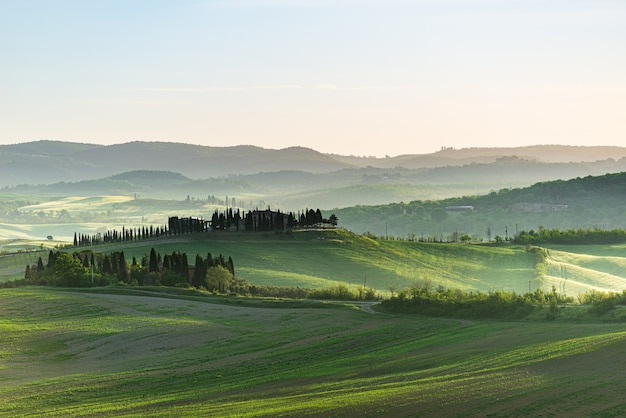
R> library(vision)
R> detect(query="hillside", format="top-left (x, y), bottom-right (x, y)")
top-left (0, 141), bottom-right (354, 186)
top-left (5, 154), bottom-right (626, 210)
top-left (0, 229), bottom-right (536, 292)
top-left (2, 288), bottom-right (626, 416)
top-left (7, 228), bottom-right (626, 295)
top-left (3, 140), bottom-right (626, 189)
top-left (334, 171), bottom-right (626, 239)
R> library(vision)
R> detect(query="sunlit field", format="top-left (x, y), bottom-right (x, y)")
top-left (1, 288), bottom-right (625, 417)
top-left (79, 229), bottom-right (539, 294)
top-left (544, 244), bottom-right (626, 294)
top-left (6, 229), bottom-right (626, 296)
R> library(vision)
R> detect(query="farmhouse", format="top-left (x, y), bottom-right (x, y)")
top-left (249, 209), bottom-right (289, 230)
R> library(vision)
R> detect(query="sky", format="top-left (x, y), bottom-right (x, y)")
top-left (1, 0), bottom-right (625, 157)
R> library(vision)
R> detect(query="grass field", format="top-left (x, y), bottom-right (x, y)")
top-left (542, 244), bottom-right (626, 295)
top-left (1, 287), bottom-right (626, 417)
top-left (84, 229), bottom-right (539, 294)
top-left (5, 229), bottom-right (626, 295)
top-left (4, 193), bottom-right (626, 295)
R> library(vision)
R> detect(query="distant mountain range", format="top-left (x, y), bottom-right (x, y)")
top-left (3, 140), bottom-right (626, 187)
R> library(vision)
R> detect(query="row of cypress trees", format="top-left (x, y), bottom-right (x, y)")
top-left (71, 207), bottom-right (334, 247)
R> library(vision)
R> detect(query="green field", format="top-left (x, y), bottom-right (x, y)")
top-left (0, 229), bottom-right (536, 294)
top-left (6, 229), bottom-right (626, 296)
top-left (109, 230), bottom-right (536, 294)
top-left (1, 288), bottom-right (625, 417)
top-left (543, 244), bottom-right (626, 295)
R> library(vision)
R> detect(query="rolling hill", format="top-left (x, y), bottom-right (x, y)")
top-left (334, 171), bottom-right (626, 239)
top-left (3, 140), bottom-right (626, 190)
top-left (5, 228), bottom-right (626, 296)
top-left (3, 287), bottom-right (626, 416)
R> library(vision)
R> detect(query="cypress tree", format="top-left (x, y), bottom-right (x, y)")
top-left (118, 251), bottom-right (129, 283)
top-left (192, 254), bottom-right (206, 288)
top-left (149, 248), bottom-right (159, 272)
top-left (47, 250), bottom-right (56, 268)
top-left (103, 255), bottom-right (112, 275)
top-left (227, 256), bottom-right (235, 276)
top-left (163, 255), bottom-right (171, 271)
top-left (181, 253), bottom-right (189, 282)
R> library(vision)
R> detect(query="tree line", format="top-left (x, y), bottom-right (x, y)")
top-left (380, 281), bottom-right (572, 320)
top-left (73, 225), bottom-right (168, 246)
top-left (71, 208), bottom-right (337, 247)
top-left (211, 207), bottom-right (337, 231)
top-left (14, 248), bottom-right (235, 291)
top-left (380, 279), bottom-right (626, 320)
top-left (513, 226), bottom-right (626, 245)
top-left (11, 248), bottom-right (381, 302)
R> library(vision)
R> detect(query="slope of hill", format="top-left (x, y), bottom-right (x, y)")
top-left (334, 144), bottom-right (626, 168)
top-left (6, 155), bottom-right (626, 210)
top-left (4, 140), bottom-right (626, 188)
top-left (4, 288), bottom-right (626, 416)
top-left (334, 171), bottom-right (626, 239)
top-left (1, 229), bottom-right (538, 293)
top-left (0, 141), bottom-right (355, 186)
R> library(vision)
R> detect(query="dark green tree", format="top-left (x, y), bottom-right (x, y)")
top-left (149, 248), bottom-right (159, 272)
top-left (191, 254), bottom-right (207, 288)
top-left (118, 251), bottom-right (129, 283)
top-left (226, 256), bottom-right (235, 276)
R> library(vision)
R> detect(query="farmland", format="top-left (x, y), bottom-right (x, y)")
top-left (3, 185), bottom-right (626, 415)
top-left (2, 229), bottom-right (539, 293)
top-left (5, 229), bottom-right (626, 296)
top-left (1, 287), bottom-right (626, 417)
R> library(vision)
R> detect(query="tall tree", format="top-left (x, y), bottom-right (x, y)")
top-left (118, 251), bottom-right (129, 283)
top-left (191, 254), bottom-right (206, 288)
top-left (149, 248), bottom-right (159, 272)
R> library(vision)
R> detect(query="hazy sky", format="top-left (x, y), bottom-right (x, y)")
top-left (1, 0), bottom-right (625, 156)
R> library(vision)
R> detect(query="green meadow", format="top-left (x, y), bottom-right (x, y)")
top-left (5, 229), bottom-right (626, 296)
top-left (542, 243), bottom-right (626, 295)
top-left (2, 229), bottom-right (537, 294)
top-left (4, 195), bottom-right (626, 416)
top-left (1, 287), bottom-right (626, 417)
top-left (112, 230), bottom-right (536, 294)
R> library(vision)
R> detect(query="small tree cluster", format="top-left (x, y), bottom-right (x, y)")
top-left (190, 252), bottom-right (235, 292)
top-left (381, 282), bottom-right (540, 320)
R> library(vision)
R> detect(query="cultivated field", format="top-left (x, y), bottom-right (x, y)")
top-left (543, 244), bottom-right (626, 295)
top-left (6, 230), bottom-right (626, 296)
top-left (1, 288), bottom-right (625, 417)
top-left (0, 229), bottom-right (539, 294)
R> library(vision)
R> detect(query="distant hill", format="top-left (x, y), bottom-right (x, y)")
top-left (334, 145), bottom-right (626, 168)
top-left (334, 171), bottom-right (626, 239)
top-left (0, 140), bottom-right (355, 186)
top-left (3, 140), bottom-right (626, 187)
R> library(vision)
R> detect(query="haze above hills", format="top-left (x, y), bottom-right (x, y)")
top-left (3, 140), bottom-right (626, 188)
